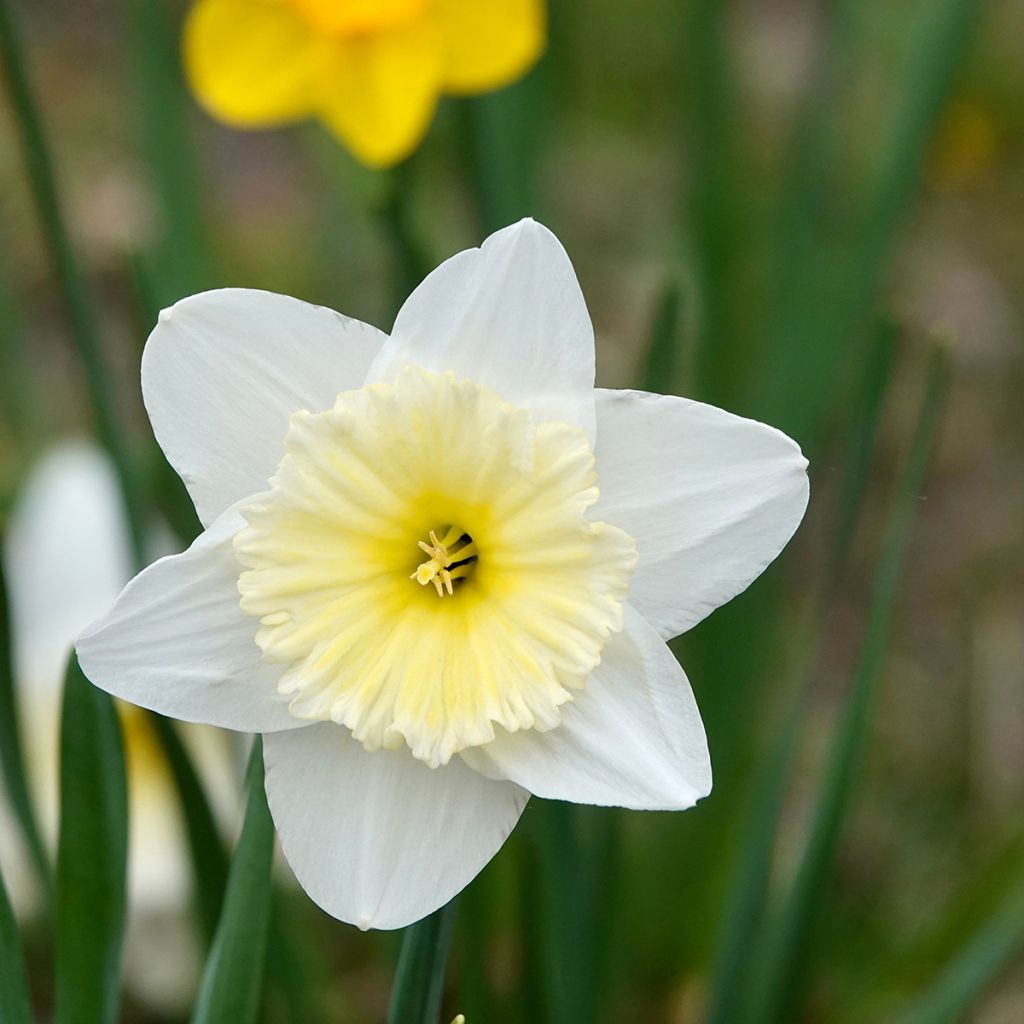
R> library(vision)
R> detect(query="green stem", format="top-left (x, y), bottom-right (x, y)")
top-left (0, 0), bottom-right (146, 565)
top-left (191, 740), bottom-right (275, 1024)
top-left (387, 898), bottom-right (458, 1024)
top-left (376, 160), bottom-right (433, 319)
top-left (462, 71), bottom-right (546, 234)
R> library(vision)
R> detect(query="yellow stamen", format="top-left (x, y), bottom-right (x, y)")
top-left (411, 526), bottom-right (477, 597)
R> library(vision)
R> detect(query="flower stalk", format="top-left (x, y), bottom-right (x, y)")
top-left (387, 898), bottom-right (459, 1024)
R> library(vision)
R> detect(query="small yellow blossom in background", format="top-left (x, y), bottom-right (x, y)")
top-left (927, 98), bottom-right (1000, 194)
top-left (183, 0), bottom-right (545, 166)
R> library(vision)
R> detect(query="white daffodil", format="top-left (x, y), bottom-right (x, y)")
top-left (77, 219), bottom-right (808, 930)
top-left (3, 442), bottom-right (235, 1011)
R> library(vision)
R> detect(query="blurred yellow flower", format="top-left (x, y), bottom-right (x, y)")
top-left (183, 0), bottom-right (545, 166)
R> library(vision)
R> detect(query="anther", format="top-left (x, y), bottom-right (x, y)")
top-left (410, 526), bottom-right (476, 597)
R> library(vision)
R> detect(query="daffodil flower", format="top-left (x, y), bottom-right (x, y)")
top-left (183, 0), bottom-right (545, 167)
top-left (3, 443), bottom-right (235, 1010)
top-left (77, 220), bottom-right (809, 930)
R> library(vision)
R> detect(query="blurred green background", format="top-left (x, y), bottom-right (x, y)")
top-left (1, 0), bottom-right (1022, 1022)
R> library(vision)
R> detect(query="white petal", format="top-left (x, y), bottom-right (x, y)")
top-left (592, 389), bottom-right (809, 639)
top-left (143, 288), bottom-right (386, 527)
top-left (76, 508), bottom-right (301, 733)
top-left (461, 607), bottom-right (711, 811)
top-left (4, 442), bottom-right (134, 701)
top-left (263, 723), bottom-right (529, 930)
top-left (366, 219), bottom-right (596, 438)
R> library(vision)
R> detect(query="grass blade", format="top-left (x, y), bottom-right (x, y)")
top-left (191, 739), bottom-right (275, 1024)
top-left (749, 345), bottom-right (950, 1023)
top-left (705, 318), bottom-right (899, 1024)
top-left (387, 898), bottom-right (458, 1024)
top-left (893, 870), bottom-right (1024, 1024)
top-left (0, 0), bottom-right (146, 564)
top-left (757, 0), bottom-right (977, 446)
top-left (55, 654), bottom-right (128, 1024)
top-left (681, 0), bottom-right (744, 409)
top-left (0, 554), bottom-right (51, 898)
top-left (0, 863), bottom-right (33, 1024)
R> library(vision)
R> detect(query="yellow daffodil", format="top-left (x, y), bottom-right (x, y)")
top-left (183, 0), bottom-right (545, 166)
top-left (77, 220), bottom-right (809, 929)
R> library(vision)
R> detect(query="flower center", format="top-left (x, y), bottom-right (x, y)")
top-left (287, 0), bottom-right (429, 36)
top-left (233, 368), bottom-right (636, 768)
top-left (411, 526), bottom-right (477, 597)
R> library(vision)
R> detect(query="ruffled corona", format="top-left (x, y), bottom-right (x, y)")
top-left (234, 368), bottom-right (637, 767)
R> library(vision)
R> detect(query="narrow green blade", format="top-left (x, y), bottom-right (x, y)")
top-left (704, 319), bottom-right (898, 1024)
top-left (748, 347), bottom-right (950, 1023)
top-left (640, 278), bottom-right (685, 396)
top-left (0, 555), bottom-right (51, 898)
top-left (681, 0), bottom-right (744, 409)
top-left (0, 0), bottom-right (146, 564)
top-left (755, 0), bottom-right (977, 446)
top-left (376, 159), bottom-right (434, 319)
top-left (148, 713), bottom-right (229, 947)
top-left (123, 0), bottom-right (217, 307)
top-left (55, 655), bottom-right (128, 1024)
top-left (462, 68), bottom-right (546, 234)
top-left (894, 872), bottom-right (1024, 1024)
top-left (191, 739), bottom-right (275, 1024)
top-left (387, 898), bottom-right (458, 1024)
top-left (0, 863), bottom-right (33, 1024)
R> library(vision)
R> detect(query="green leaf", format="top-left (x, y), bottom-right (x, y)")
top-left (192, 739), bottom-right (275, 1024)
top-left (704, 318), bottom-right (899, 1024)
top-left (747, 347), bottom-right (950, 1024)
top-left (123, 0), bottom-right (217, 308)
top-left (375, 159), bottom-right (434, 319)
top-left (681, 0), bottom-right (745, 410)
top-left (754, 0), bottom-right (976, 446)
top-left (640, 278), bottom-right (686, 396)
top-left (893, 871), bottom-right (1024, 1024)
top-left (148, 713), bottom-right (229, 947)
top-left (55, 654), bottom-right (128, 1024)
top-left (0, 0), bottom-right (146, 565)
top-left (462, 68), bottom-right (546, 235)
top-left (0, 555), bottom-right (51, 898)
top-left (387, 898), bottom-right (458, 1024)
top-left (521, 802), bottom-right (619, 1024)
top-left (0, 863), bottom-right (33, 1024)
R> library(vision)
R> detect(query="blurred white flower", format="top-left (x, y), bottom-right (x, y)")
top-left (2, 441), bottom-right (232, 1011)
top-left (78, 219), bottom-right (809, 930)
